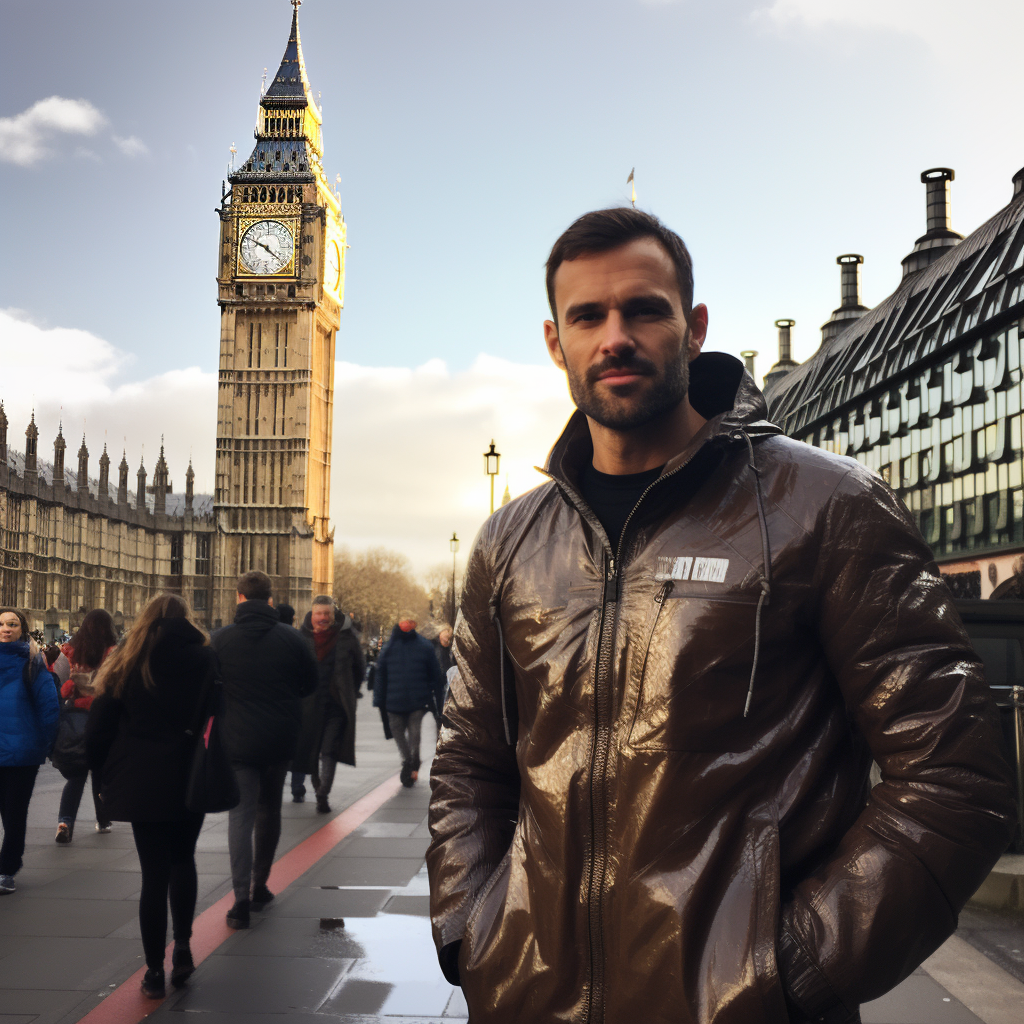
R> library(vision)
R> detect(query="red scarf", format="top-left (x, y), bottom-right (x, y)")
top-left (313, 626), bottom-right (338, 661)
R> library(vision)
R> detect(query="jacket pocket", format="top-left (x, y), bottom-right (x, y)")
top-left (460, 840), bottom-right (516, 982)
top-left (627, 592), bottom-right (761, 751)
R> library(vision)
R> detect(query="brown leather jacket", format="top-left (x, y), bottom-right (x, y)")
top-left (427, 354), bottom-right (1016, 1024)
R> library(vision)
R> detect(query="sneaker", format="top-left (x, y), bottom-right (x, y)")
top-left (170, 945), bottom-right (195, 988)
top-left (291, 792), bottom-right (305, 803)
top-left (251, 884), bottom-right (275, 910)
top-left (55, 822), bottom-right (72, 844)
top-left (140, 967), bottom-right (165, 999)
top-left (226, 899), bottom-right (250, 929)
top-left (0, 875), bottom-right (14, 894)
top-left (399, 764), bottom-right (414, 788)
top-left (95, 822), bottom-right (112, 834)
top-left (315, 796), bottom-right (331, 814)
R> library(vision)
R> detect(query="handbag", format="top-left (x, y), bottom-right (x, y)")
top-left (184, 674), bottom-right (240, 814)
top-left (50, 698), bottom-right (90, 777)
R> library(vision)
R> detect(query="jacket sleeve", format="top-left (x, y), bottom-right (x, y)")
top-left (777, 467), bottom-right (1017, 1021)
top-left (351, 640), bottom-right (366, 695)
top-left (85, 693), bottom-right (123, 772)
top-left (372, 647), bottom-right (388, 709)
top-left (30, 656), bottom-right (60, 749)
top-left (426, 522), bottom-right (521, 985)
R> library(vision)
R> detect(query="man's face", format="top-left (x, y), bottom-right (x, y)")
top-left (543, 237), bottom-right (707, 431)
top-left (439, 628), bottom-right (452, 647)
top-left (0, 612), bottom-right (22, 642)
top-left (311, 606), bottom-right (333, 633)
top-left (399, 619), bottom-right (416, 633)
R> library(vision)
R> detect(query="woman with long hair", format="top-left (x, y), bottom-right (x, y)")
top-left (54, 609), bottom-right (118, 843)
top-left (0, 608), bottom-right (59, 894)
top-left (86, 594), bottom-right (215, 998)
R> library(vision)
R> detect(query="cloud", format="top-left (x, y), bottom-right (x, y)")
top-left (752, 0), bottom-right (1024, 64)
top-left (113, 134), bottom-right (149, 158)
top-left (0, 96), bottom-right (105, 166)
top-left (0, 309), bottom-right (576, 577)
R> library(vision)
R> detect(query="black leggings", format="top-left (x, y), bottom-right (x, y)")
top-left (131, 815), bottom-right (204, 969)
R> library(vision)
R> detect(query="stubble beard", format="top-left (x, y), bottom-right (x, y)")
top-left (563, 334), bottom-right (691, 431)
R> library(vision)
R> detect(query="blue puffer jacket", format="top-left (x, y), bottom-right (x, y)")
top-left (0, 640), bottom-right (60, 766)
top-left (373, 626), bottom-right (445, 717)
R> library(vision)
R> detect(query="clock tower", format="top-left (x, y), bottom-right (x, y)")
top-left (213, 0), bottom-right (345, 624)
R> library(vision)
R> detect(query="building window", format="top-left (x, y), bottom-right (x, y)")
top-left (196, 535), bottom-right (211, 575)
top-left (193, 590), bottom-right (208, 611)
top-left (171, 535), bottom-right (183, 575)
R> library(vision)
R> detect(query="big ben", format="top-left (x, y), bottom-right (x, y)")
top-left (213, 0), bottom-right (345, 624)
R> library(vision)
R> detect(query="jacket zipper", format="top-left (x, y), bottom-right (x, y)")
top-left (547, 452), bottom-right (708, 1024)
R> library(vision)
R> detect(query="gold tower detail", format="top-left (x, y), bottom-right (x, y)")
top-left (214, 2), bottom-right (346, 624)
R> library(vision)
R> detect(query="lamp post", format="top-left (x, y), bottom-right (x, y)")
top-left (484, 439), bottom-right (501, 514)
top-left (449, 532), bottom-right (459, 625)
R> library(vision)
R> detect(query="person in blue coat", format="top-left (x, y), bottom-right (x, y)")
top-left (372, 612), bottom-right (444, 787)
top-left (0, 608), bottom-right (59, 894)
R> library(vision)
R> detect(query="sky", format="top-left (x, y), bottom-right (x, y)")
top-left (1, 0), bottom-right (1022, 576)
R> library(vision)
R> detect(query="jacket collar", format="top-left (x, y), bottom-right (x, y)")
top-left (543, 352), bottom-right (782, 491)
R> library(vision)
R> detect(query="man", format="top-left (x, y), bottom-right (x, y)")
top-left (432, 625), bottom-right (454, 678)
top-left (212, 571), bottom-right (318, 930)
top-left (426, 209), bottom-right (1016, 1024)
top-left (374, 612), bottom-right (445, 787)
top-left (293, 597), bottom-right (363, 813)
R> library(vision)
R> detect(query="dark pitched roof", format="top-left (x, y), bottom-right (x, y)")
top-left (265, 7), bottom-right (313, 102)
top-left (765, 173), bottom-right (1024, 436)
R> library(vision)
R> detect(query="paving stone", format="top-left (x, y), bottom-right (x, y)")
top-left (267, 887), bottom-right (390, 919)
top-left (861, 974), bottom-right (985, 1024)
top-left (383, 895), bottom-right (431, 916)
top-left (24, 870), bottom-right (143, 902)
top-left (0, 1015), bottom-right (37, 1024)
top-left (0, 991), bottom-right (82, 1017)
top-left (0, 937), bottom-right (139, 991)
top-left (0, 899), bottom-right (136, 938)
top-left (364, 808), bottom-right (429, 824)
top-left (218, 916), bottom-right (364, 959)
top-left (171, 954), bottom-right (350, 1013)
top-left (351, 822), bottom-right (419, 838)
top-left (302, 856), bottom-right (424, 888)
top-left (337, 837), bottom-right (431, 859)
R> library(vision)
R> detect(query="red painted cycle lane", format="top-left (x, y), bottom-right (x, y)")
top-left (78, 773), bottom-right (403, 1024)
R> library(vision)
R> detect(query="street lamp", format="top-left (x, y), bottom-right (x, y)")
top-left (449, 532), bottom-right (459, 625)
top-left (484, 440), bottom-right (501, 514)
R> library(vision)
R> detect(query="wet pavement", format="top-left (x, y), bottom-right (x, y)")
top-left (0, 695), bottom-right (1021, 1023)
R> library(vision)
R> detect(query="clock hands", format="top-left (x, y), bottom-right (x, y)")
top-left (253, 239), bottom-right (281, 260)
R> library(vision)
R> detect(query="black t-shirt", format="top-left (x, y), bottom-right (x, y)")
top-left (579, 463), bottom-right (664, 549)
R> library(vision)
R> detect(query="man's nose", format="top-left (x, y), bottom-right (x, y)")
top-left (599, 311), bottom-right (635, 356)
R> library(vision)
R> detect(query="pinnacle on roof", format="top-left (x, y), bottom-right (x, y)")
top-left (265, 2), bottom-right (316, 106)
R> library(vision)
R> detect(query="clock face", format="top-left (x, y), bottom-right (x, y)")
top-left (326, 239), bottom-right (342, 292)
top-left (239, 220), bottom-right (294, 275)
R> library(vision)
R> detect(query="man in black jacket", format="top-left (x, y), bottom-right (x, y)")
top-left (373, 612), bottom-right (445, 787)
top-left (211, 571), bottom-right (318, 929)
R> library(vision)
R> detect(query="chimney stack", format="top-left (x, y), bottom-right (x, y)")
top-left (53, 424), bottom-right (66, 488)
top-left (98, 445), bottom-right (110, 500)
top-left (901, 168), bottom-right (963, 278)
top-left (740, 351), bottom-right (758, 377)
top-left (77, 437), bottom-right (89, 494)
top-left (137, 459), bottom-right (147, 512)
top-left (763, 319), bottom-right (799, 390)
top-left (117, 451), bottom-right (129, 506)
top-left (24, 415), bottom-right (38, 476)
top-left (821, 254), bottom-right (869, 343)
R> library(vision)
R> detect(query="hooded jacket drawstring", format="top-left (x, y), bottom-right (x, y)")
top-left (731, 428), bottom-right (772, 717)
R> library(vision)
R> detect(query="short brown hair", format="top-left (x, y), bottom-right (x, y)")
top-left (237, 570), bottom-right (272, 602)
top-left (545, 208), bottom-right (694, 323)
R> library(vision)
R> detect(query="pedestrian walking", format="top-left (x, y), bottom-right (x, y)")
top-left (293, 597), bottom-right (363, 812)
top-left (432, 624), bottom-right (454, 680)
top-left (374, 613), bottom-right (444, 787)
top-left (85, 594), bottom-right (215, 999)
top-left (54, 609), bottom-right (117, 843)
top-left (427, 208), bottom-right (1017, 1023)
top-left (0, 608), bottom-right (59, 895)
top-left (211, 571), bottom-right (318, 930)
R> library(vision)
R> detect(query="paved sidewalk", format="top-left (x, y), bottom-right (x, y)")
top-left (1, 694), bottom-right (1022, 1023)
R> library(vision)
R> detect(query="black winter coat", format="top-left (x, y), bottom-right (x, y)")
top-left (373, 626), bottom-right (444, 717)
top-left (292, 613), bottom-right (365, 772)
top-left (85, 619), bottom-right (214, 822)
top-left (211, 600), bottom-right (318, 767)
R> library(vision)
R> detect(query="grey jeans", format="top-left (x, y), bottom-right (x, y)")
top-left (388, 709), bottom-right (427, 770)
top-left (228, 761), bottom-right (288, 901)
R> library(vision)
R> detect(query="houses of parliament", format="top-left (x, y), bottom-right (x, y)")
top-left (0, 3), bottom-right (344, 634)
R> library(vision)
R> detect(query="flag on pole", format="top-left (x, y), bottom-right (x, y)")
top-left (627, 168), bottom-right (636, 207)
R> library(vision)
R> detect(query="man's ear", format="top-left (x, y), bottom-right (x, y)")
top-left (544, 320), bottom-right (566, 370)
top-left (686, 303), bottom-right (709, 360)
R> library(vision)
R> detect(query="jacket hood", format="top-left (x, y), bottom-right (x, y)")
top-left (544, 352), bottom-right (781, 489)
top-left (235, 599), bottom-right (283, 636)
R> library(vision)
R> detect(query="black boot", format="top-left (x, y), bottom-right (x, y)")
top-left (141, 967), bottom-right (165, 998)
top-left (170, 944), bottom-right (195, 987)
top-left (226, 898), bottom-right (250, 929)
